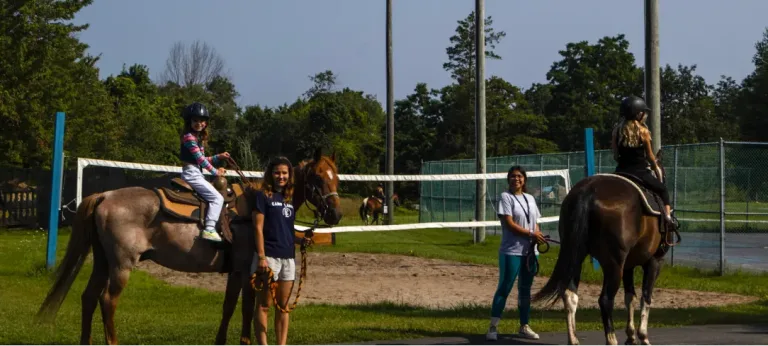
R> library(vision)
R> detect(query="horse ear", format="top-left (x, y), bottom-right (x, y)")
top-left (313, 147), bottom-right (322, 162)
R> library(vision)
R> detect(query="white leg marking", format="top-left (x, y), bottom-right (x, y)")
top-left (638, 299), bottom-right (652, 345)
top-left (607, 333), bottom-right (618, 345)
top-left (564, 290), bottom-right (580, 345)
top-left (625, 292), bottom-right (637, 343)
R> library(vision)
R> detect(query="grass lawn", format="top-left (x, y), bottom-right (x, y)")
top-left (1, 227), bottom-right (767, 345)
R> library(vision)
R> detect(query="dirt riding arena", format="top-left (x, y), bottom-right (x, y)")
top-left (136, 252), bottom-right (757, 310)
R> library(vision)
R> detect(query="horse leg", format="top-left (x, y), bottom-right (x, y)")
top-left (240, 273), bottom-right (256, 345)
top-left (638, 258), bottom-right (662, 345)
top-left (563, 269), bottom-right (583, 345)
top-left (215, 272), bottom-right (242, 344)
top-left (623, 268), bottom-right (638, 345)
top-left (598, 260), bottom-right (622, 345)
top-left (80, 244), bottom-right (109, 345)
top-left (100, 267), bottom-right (131, 345)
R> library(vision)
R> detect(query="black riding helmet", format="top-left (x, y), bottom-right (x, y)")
top-left (620, 96), bottom-right (651, 121)
top-left (182, 102), bottom-right (210, 121)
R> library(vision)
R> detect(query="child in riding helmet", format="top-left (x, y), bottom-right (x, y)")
top-left (611, 96), bottom-right (677, 228)
top-left (179, 102), bottom-right (230, 242)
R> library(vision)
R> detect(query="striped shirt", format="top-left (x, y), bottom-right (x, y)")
top-left (181, 133), bottom-right (220, 176)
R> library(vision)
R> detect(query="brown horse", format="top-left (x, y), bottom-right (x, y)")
top-left (532, 150), bottom-right (678, 345)
top-left (36, 148), bottom-right (342, 345)
top-left (359, 193), bottom-right (399, 225)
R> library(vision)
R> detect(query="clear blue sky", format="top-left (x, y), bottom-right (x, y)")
top-left (73, 0), bottom-right (768, 108)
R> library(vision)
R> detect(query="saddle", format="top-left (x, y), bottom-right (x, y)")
top-left (153, 177), bottom-right (251, 243)
top-left (598, 173), bottom-right (681, 254)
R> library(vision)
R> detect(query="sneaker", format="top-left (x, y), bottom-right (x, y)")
top-left (518, 324), bottom-right (540, 340)
top-left (201, 228), bottom-right (223, 242)
top-left (485, 326), bottom-right (498, 341)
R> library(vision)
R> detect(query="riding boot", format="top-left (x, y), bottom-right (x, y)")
top-left (217, 206), bottom-right (233, 243)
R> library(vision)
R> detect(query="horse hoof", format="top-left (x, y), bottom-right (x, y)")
top-left (640, 339), bottom-right (651, 345)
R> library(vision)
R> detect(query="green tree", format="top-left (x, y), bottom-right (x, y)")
top-left (544, 34), bottom-right (643, 151)
top-left (738, 28), bottom-right (768, 141)
top-left (443, 12), bottom-right (506, 85)
top-left (103, 64), bottom-right (180, 165)
top-left (0, 0), bottom-right (115, 168)
top-left (486, 77), bottom-right (557, 156)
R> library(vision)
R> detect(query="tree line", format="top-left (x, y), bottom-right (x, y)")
top-left (2, 1), bottom-right (768, 199)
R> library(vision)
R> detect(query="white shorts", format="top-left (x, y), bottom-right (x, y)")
top-left (252, 256), bottom-right (295, 282)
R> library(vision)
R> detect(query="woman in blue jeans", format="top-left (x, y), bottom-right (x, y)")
top-left (486, 165), bottom-right (547, 341)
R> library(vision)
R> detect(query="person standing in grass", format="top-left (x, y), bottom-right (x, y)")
top-left (486, 165), bottom-right (547, 341)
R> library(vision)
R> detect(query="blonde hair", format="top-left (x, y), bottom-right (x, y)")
top-left (617, 119), bottom-right (648, 148)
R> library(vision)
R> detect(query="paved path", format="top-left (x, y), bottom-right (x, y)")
top-left (354, 324), bottom-right (768, 345)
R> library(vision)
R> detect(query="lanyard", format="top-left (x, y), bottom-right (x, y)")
top-left (511, 192), bottom-right (530, 225)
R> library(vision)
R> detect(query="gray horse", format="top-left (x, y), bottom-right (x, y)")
top-left (36, 149), bottom-right (342, 345)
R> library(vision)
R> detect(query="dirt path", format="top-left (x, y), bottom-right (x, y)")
top-left (136, 252), bottom-right (757, 310)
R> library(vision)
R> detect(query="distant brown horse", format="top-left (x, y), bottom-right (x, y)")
top-left (532, 150), bottom-right (679, 345)
top-left (359, 193), bottom-right (399, 225)
top-left (36, 148), bottom-right (342, 345)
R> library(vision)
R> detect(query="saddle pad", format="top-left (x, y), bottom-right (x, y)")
top-left (154, 188), bottom-right (203, 223)
top-left (594, 173), bottom-right (662, 216)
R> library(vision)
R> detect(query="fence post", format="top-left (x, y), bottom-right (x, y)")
top-left (584, 128), bottom-right (599, 271)
top-left (671, 145), bottom-right (679, 266)
top-left (719, 138), bottom-right (726, 276)
top-left (46, 112), bottom-right (66, 270)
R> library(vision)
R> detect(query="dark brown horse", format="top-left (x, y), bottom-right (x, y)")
top-left (532, 150), bottom-right (676, 345)
top-left (36, 148), bottom-right (342, 345)
top-left (358, 193), bottom-right (399, 225)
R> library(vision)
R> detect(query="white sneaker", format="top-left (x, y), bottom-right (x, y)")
top-left (485, 326), bottom-right (498, 341)
top-left (201, 228), bottom-right (223, 242)
top-left (518, 324), bottom-right (540, 340)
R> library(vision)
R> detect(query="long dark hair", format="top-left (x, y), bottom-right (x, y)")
top-left (507, 165), bottom-right (528, 193)
top-left (181, 118), bottom-right (210, 148)
top-left (262, 156), bottom-right (294, 203)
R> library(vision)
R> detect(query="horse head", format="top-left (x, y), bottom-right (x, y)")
top-left (296, 148), bottom-right (343, 225)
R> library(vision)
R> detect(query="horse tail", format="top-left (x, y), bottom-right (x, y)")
top-left (532, 186), bottom-right (593, 307)
top-left (359, 198), bottom-right (367, 223)
top-left (36, 192), bottom-right (105, 323)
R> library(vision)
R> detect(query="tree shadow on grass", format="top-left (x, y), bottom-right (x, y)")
top-left (338, 300), bottom-right (768, 326)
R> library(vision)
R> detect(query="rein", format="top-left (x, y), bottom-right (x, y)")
top-left (298, 161), bottom-right (338, 224)
top-left (526, 235), bottom-right (560, 276)
top-left (249, 222), bottom-right (316, 314)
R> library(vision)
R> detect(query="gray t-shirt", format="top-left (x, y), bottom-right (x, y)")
top-left (498, 191), bottom-right (541, 256)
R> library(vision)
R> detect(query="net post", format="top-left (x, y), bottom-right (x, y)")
top-left (473, 0), bottom-right (487, 244)
top-left (671, 145), bottom-right (679, 266)
top-left (584, 128), bottom-right (599, 271)
top-left (46, 112), bottom-right (66, 270)
top-left (719, 138), bottom-right (726, 275)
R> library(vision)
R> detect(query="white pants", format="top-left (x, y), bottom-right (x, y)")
top-left (181, 164), bottom-right (224, 229)
top-left (251, 256), bottom-right (296, 282)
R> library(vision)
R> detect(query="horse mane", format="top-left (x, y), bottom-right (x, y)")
top-left (297, 155), bottom-right (337, 173)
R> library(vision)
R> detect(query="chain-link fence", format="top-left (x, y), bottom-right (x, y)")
top-left (420, 140), bottom-right (768, 274)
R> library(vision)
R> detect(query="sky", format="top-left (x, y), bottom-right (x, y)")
top-left (72, 0), bottom-right (768, 108)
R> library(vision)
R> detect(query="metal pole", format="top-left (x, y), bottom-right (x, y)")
top-left (671, 145), bottom-right (679, 266)
top-left (474, 0), bottom-right (487, 244)
top-left (645, 0), bottom-right (661, 153)
top-left (719, 138), bottom-right (726, 275)
top-left (46, 112), bottom-right (66, 270)
top-left (385, 0), bottom-right (395, 225)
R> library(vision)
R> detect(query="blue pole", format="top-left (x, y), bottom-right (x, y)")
top-left (584, 128), bottom-right (600, 271)
top-left (46, 112), bottom-right (66, 270)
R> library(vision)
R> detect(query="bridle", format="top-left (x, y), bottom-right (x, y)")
top-left (299, 161), bottom-right (339, 224)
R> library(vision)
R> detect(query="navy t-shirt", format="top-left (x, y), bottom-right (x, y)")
top-left (253, 190), bottom-right (296, 259)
